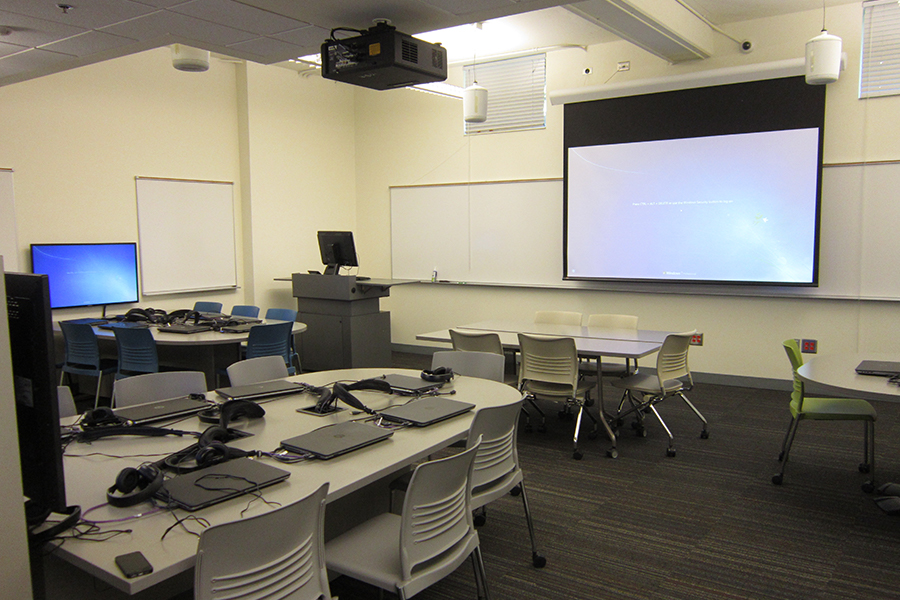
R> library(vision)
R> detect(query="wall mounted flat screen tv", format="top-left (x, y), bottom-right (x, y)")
top-left (31, 243), bottom-right (139, 309)
top-left (563, 76), bottom-right (826, 286)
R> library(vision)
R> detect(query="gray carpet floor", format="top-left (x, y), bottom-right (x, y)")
top-left (328, 353), bottom-right (900, 600)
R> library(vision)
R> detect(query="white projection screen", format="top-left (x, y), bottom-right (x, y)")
top-left (563, 76), bottom-right (826, 286)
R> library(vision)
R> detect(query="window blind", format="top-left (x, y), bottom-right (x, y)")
top-left (463, 54), bottom-right (546, 135)
top-left (861, 0), bottom-right (900, 98)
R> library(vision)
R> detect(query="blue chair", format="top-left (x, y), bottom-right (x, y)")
top-left (230, 305), bottom-right (260, 318)
top-left (59, 321), bottom-right (117, 409)
top-left (246, 322), bottom-right (295, 375)
top-left (264, 308), bottom-right (299, 372)
top-left (113, 327), bottom-right (159, 380)
top-left (193, 301), bottom-right (223, 313)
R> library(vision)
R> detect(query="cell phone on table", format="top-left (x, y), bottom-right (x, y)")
top-left (115, 551), bottom-right (153, 578)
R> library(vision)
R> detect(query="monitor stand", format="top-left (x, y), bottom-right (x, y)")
top-left (323, 264), bottom-right (339, 275)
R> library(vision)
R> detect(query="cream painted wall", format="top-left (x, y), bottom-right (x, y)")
top-left (0, 47), bottom-right (245, 318)
top-left (355, 2), bottom-right (900, 382)
top-left (241, 63), bottom-right (357, 313)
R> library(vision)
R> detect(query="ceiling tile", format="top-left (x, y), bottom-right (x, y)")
top-left (41, 30), bottom-right (140, 57)
top-left (0, 41), bottom-right (28, 58)
top-left (0, 47), bottom-right (74, 77)
top-left (170, 0), bottom-right (312, 35)
top-left (0, 0), bottom-right (156, 29)
top-left (0, 9), bottom-right (87, 46)
top-left (99, 9), bottom-right (257, 46)
top-left (226, 35), bottom-right (301, 62)
top-left (419, 0), bottom-right (519, 16)
top-left (270, 25), bottom-right (330, 49)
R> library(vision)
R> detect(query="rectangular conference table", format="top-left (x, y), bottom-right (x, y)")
top-left (54, 368), bottom-right (522, 597)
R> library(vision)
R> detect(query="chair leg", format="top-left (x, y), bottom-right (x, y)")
top-left (471, 546), bottom-right (491, 600)
top-left (862, 420), bottom-right (876, 493)
top-left (777, 415), bottom-right (795, 461)
top-left (772, 417), bottom-right (800, 485)
top-left (517, 481), bottom-right (546, 568)
top-left (523, 393), bottom-right (546, 432)
top-left (677, 392), bottom-right (709, 438)
top-left (648, 403), bottom-right (676, 457)
top-left (94, 373), bottom-right (104, 410)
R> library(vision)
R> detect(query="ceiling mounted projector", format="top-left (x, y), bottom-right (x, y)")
top-left (321, 22), bottom-right (447, 90)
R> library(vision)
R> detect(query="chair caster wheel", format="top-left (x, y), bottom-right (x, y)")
top-left (862, 480), bottom-right (875, 494)
top-left (700, 430), bottom-right (709, 439)
top-left (573, 450), bottom-right (583, 460)
top-left (606, 448), bottom-right (618, 459)
top-left (509, 485), bottom-right (521, 497)
top-left (532, 553), bottom-right (547, 569)
top-left (473, 513), bottom-right (486, 527)
top-left (772, 474), bottom-right (783, 485)
top-left (859, 463), bottom-right (871, 474)
top-left (666, 448), bottom-right (676, 457)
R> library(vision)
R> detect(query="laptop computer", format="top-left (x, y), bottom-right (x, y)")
top-left (98, 321), bottom-right (150, 330)
top-left (378, 396), bottom-right (475, 427)
top-left (381, 373), bottom-right (444, 396)
top-left (156, 457), bottom-right (290, 511)
top-left (159, 323), bottom-right (214, 334)
top-left (215, 380), bottom-right (305, 402)
top-left (280, 421), bottom-right (394, 459)
top-left (219, 323), bottom-right (257, 333)
top-left (113, 396), bottom-right (211, 425)
top-left (856, 360), bottom-right (900, 377)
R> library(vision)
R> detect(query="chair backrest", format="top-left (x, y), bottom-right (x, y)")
top-left (783, 338), bottom-right (806, 410)
top-left (534, 310), bottom-right (582, 326)
top-left (229, 305), bottom-right (260, 318)
top-left (587, 313), bottom-right (638, 329)
top-left (265, 307), bottom-right (297, 322)
top-left (467, 402), bottom-right (523, 503)
top-left (59, 321), bottom-right (102, 368)
top-left (112, 371), bottom-right (207, 408)
top-left (655, 331), bottom-right (695, 387)
top-left (432, 350), bottom-right (505, 383)
top-left (193, 301), bottom-right (223, 313)
top-left (113, 327), bottom-right (158, 376)
top-left (227, 355), bottom-right (290, 387)
top-left (195, 482), bottom-right (331, 600)
top-left (449, 329), bottom-right (503, 355)
top-left (57, 385), bottom-right (78, 419)
top-left (517, 333), bottom-right (579, 391)
top-left (246, 321), bottom-right (293, 366)
top-left (400, 439), bottom-right (481, 589)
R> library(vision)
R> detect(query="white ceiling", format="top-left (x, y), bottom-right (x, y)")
top-left (0, 0), bottom-right (856, 87)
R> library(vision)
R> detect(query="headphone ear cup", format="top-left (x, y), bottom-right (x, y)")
top-left (195, 441), bottom-right (249, 468)
top-left (199, 425), bottom-right (231, 447)
top-left (421, 367), bottom-right (454, 383)
top-left (219, 399), bottom-right (265, 426)
top-left (115, 467), bottom-right (141, 494)
top-left (345, 378), bottom-right (393, 394)
top-left (108, 464), bottom-right (163, 507)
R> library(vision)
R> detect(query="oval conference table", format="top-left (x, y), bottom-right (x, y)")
top-left (53, 369), bottom-right (522, 596)
top-left (797, 353), bottom-right (900, 402)
top-left (64, 319), bottom-right (306, 388)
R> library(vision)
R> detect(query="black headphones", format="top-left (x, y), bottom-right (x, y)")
top-left (163, 425), bottom-right (257, 472)
top-left (82, 406), bottom-right (127, 428)
top-left (421, 366), bottom-right (454, 383)
top-left (107, 463), bottom-right (164, 507)
top-left (197, 399), bottom-right (265, 426)
top-left (313, 378), bottom-right (393, 414)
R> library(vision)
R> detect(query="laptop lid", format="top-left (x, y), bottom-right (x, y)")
top-left (113, 396), bottom-right (210, 425)
top-left (219, 323), bottom-right (257, 333)
top-left (280, 421), bottom-right (393, 460)
top-left (856, 360), bottom-right (900, 377)
top-left (378, 396), bottom-right (475, 427)
top-left (215, 380), bottom-right (304, 402)
top-left (381, 373), bottom-right (444, 396)
top-left (158, 323), bottom-right (214, 334)
top-left (156, 457), bottom-right (290, 511)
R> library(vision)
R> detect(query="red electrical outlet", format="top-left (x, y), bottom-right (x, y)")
top-left (690, 333), bottom-right (703, 346)
top-left (801, 339), bottom-right (817, 353)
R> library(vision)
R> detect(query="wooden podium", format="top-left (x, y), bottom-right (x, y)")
top-left (292, 274), bottom-right (401, 371)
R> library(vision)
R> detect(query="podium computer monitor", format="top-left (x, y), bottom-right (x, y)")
top-left (317, 231), bottom-right (358, 275)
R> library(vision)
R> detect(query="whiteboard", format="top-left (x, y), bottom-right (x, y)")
top-left (389, 163), bottom-right (900, 300)
top-left (391, 180), bottom-right (562, 285)
top-left (0, 170), bottom-right (18, 272)
top-left (135, 177), bottom-right (237, 295)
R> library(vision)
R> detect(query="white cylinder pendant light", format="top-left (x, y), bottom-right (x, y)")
top-left (463, 84), bottom-right (488, 123)
top-left (805, 30), bottom-right (842, 84)
top-left (172, 44), bottom-right (210, 72)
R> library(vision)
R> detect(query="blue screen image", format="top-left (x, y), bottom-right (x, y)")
top-left (31, 243), bottom-right (139, 309)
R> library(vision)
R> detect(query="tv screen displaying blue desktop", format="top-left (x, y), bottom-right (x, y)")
top-left (31, 243), bottom-right (139, 309)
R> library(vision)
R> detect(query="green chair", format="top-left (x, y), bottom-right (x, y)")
top-left (773, 339), bottom-right (876, 491)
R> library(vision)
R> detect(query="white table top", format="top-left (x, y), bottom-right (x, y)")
top-left (797, 353), bottom-right (900, 402)
top-left (83, 319), bottom-right (306, 347)
top-left (457, 319), bottom-right (672, 343)
top-left (56, 369), bottom-right (521, 595)
top-left (416, 328), bottom-right (661, 360)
